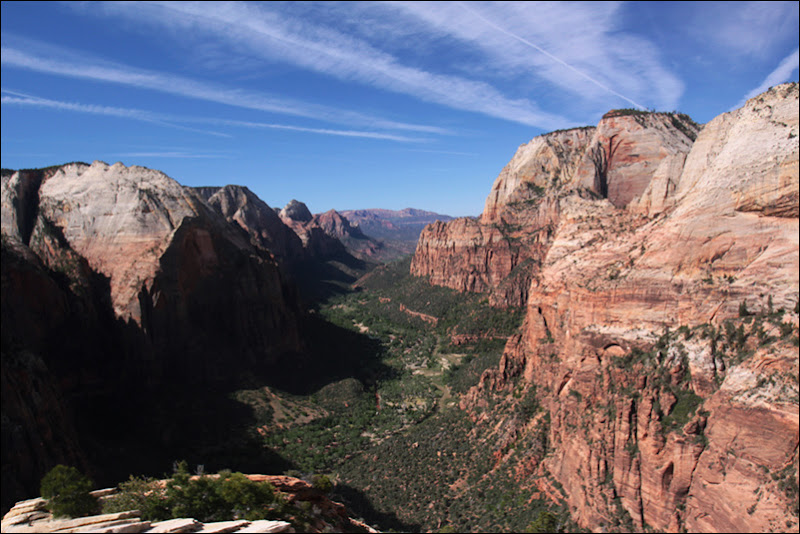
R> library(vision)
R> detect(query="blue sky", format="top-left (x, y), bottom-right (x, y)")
top-left (2, 1), bottom-right (798, 217)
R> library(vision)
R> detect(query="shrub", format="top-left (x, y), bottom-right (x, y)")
top-left (40, 465), bottom-right (99, 518)
top-left (526, 509), bottom-right (559, 533)
top-left (218, 472), bottom-right (279, 520)
top-left (311, 474), bottom-right (334, 494)
top-left (661, 390), bottom-right (703, 432)
top-left (102, 475), bottom-right (171, 520)
top-left (104, 462), bottom-right (289, 523)
top-left (167, 472), bottom-right (229, 523)
top-left (739, 300), bottom-right (751, 317)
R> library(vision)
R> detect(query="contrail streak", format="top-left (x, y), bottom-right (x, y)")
top-left (458, 2), bottom-right (647, 110)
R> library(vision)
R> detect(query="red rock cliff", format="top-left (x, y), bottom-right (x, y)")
top-left (417, 83), bottom-right (799, 532)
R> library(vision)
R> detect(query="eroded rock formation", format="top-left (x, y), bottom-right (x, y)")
top-left (1, 162), bottom-right (306, 511)
top-left (313, 209), bottom-right (384, 261)
top-left (414, 83), bottom-right (800, 532)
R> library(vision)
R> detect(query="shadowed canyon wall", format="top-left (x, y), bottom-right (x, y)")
top-left (1, 163), bottom-right (307, 511)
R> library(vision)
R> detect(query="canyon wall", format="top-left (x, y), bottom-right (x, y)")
top-left (1, 162), bottom-right (307, 511)
top-left (414, 83), bottom-right (799, 532)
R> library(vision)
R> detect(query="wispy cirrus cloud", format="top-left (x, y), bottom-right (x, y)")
top-left (194, 118), bottom-right (428, 142)
top-left (380, 2), bottom-right (682, 112)
top-left (689, 1), bottom-right (799, 60)
top-left (0, 37), bottom-right (450, 135)
top-left (114, 151), bottom-right (232, 159)
top-left (74, 1), bottom-right (578, 130)
top-left (1, 89), bottom-right (428, 143)
top-left (455, 2), bottom-right (646, 110)
top-left (1, 89), bottom-right (231, 137)
top-left (736, 49), bottom-right (800, 108)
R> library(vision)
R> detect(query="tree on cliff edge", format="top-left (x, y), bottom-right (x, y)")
top-left (40, 465), bottom-right (99, 518)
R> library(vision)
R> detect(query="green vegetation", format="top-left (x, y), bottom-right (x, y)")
top-left (240, 257), bottom-right (543, 532)
top-left (252, 258), bottom-right (524, 479)
top-left (335, 405), bottom-right (565, 533)
top-left (661, 390), bottom-right (703, 432)
top-left (40, 465), bottom-right (99, 518)
top-left (101, 462), bottom-right (311, 528)
top-left (772, 462), bottom-right (800, 516)
top-left (526, 509), bottom-right (559, 532)
top-left (603, 108), bottom-right (652, 118)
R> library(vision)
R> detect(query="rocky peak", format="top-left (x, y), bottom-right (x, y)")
top-left (481, 126), bottom-right (595, 224)
top-left (24, 161), bottom-right (214, 321)
top-left (413, 103), bottom-right (711, 307)
top-left (314, 209), bottom-right (367, 240)
top-left (204, 185), bottom-right (306, 265)
top-left (2, 161), bottom-right (308, 510)
top-left (313, 209), bottom-right (386, 261)
top-left (280, 199), bottom-right (313, 223)
top-left (572, 111), bottom-right (701, 211)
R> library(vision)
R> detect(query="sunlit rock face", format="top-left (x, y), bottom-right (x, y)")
top-left (420, 83), bottom-right (799, 532)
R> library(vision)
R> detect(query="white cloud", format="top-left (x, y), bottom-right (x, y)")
top-left (695, 1), bottom-right (799, 59)
top-left (14, 1), bottom-right (687, 127)
top-left (0, 89), bottom-right (231, 137)
top-left (74, 1), bottom-right (577, 130)
top-left (190, 117), bottom-right (430, 142)
top-left (0, 40), bottom-right (449, 135)
top-left (736, 49), bottom-right (800, 107)
top-left (379, 1), bottom-right (683, 111)
top-left (1, 89), bottom-right (428, 142)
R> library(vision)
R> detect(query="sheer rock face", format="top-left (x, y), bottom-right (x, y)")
top-left (571, 111), bottom-right (700, 212)
top-left (412, 111), bottom-right (700, 308)
top-left (2, 161), bottom-right (304, 368)
top-left (314, 209), bottom-right (384, 260)
top-left (431, 84), bottom-right (799, 532)
top-left (0, 243), bottom-right (90, 514)
top-left (412, 128), bottom-right (591, 307)
top-left (201, 185), bottom-right (306, 265)
top-left (31, 162), bottom-right (209, 322)
top-left (480, 126), bottom-right (595, 224)
top-left (278, 200), bottom-right (348, 259)
top-left (1, 162), bottom-right (305, 511)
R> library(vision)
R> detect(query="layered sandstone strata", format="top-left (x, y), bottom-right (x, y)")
top-left (412, 109), bottom-right (700, 308)
top-left (419, 83), bottom-right (799, 532)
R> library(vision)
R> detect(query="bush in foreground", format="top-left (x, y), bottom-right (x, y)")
top-left (40, 465), bottom-right (99, 518)
top-left (102, 462), bottom-right (297, 524)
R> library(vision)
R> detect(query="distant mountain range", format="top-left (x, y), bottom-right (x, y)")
top-left (339, 208), bottom-right (454, 258)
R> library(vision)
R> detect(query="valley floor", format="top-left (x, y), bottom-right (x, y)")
top-left (236, 258), bottom-right (580, 533)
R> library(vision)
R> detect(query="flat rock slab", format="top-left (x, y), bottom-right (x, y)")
top-left (90, 488), bottom-right (120, 499)
top-left (45, 510), bottom-right (141, 532)
top-left (3, 498), bottom-right (49, 519)
top-left (236, 520), bottom-right (293, 533)
top-left (193, 520), bottom-right (250, 533)
top-left (144, 518), bottom-right (201, 533)
top-left (66, 519), bottom-right (152, 533)
top-left (2, 511), bottom-right (51, 527)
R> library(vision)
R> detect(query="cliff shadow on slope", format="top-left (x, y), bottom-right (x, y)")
top-left (0, 162), bottom-right (397, 513)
